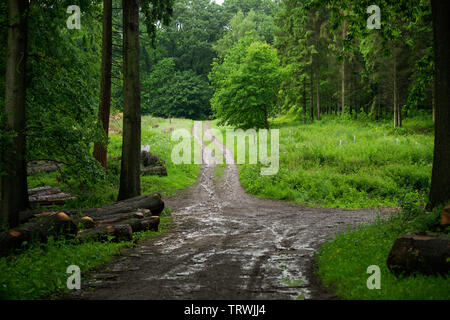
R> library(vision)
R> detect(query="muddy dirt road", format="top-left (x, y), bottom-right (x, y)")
top-left (70, 121), bottom-right (385, 300)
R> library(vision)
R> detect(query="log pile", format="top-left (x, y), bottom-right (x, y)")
top-left (141, 166), bottom-right (167, 177)
top-left (141, 150), bottom-right (167, 176)
top-left (141, 150), bottom-right (165, 167)
top-left (28, 186), bottom-right (75, 207)
top-left (0, 194), bottom-right (164, 257)
top-left (27, 160), bottom-right (62, 175)
top-left (0, 212), bottom-right (78, 256)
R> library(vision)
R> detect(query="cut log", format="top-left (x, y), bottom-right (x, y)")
top-left (441, 205), bottom-right (450, 226)
top-left (79, 216), bottom-right (96, 229)
top-left (63, 193), bottom-right (164, 218)
top-left (76, 224), bottom-right (132, 242)
top-left (96, 211), bottom-right (145, 225)
top-left (387, 233), bottom-right (450, 276)
top-left (19, 193), bottom-right (165, 224)
top-left (29, 192), bottom-right (76, 205)
top-left (115, 216), bottom-right (159, 233)
top-left (0, 212), bottom-right (78, 257)
top-left (28, 186), bottom-right (75, 207)
top-left (28, 186), bottom-right (60, 196)
top-left (141, 151), bottom-right (165, 167)
top-left (141, 166), bottom-right (167, 177)
top-left (27, 161), bottom-right (62, 175)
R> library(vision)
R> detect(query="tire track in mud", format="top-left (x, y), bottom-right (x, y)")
top-left (69, 121), bottom-right (387, 300)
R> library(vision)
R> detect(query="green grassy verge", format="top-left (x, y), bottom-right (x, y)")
top-left (213, 115), bottom-right (434, 209)
top-left (316, 206), bottom-right (449, 300)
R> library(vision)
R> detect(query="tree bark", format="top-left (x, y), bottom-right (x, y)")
top-left (302, 80), bottom-right (307, 123)
top-left (429, 0), bottom-right (450, 207)
top-left (93, 0), bottom-right (113, 169)
top-left (1, 0), bottom-right (30, 228)
top-left (309, 64), bottom-right (314, 121)
top-left (315, 58), bottom-right (320, 121)
top-left (341, 21), bottom-right (347, 116)
top-left (393, 54), bottom-right (400, 127)
top-left (76, 224), bottom-right (133, 243)
top-left (118, 0), bottom-right (141, 201)
top-left (432, 79), bottom-right (436, 123)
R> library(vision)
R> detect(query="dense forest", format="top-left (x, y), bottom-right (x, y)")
top-left (0, 0), bottom-right (448, 301)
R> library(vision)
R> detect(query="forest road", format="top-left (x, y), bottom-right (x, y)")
top-left (68, 121), bottom-right (386, 300)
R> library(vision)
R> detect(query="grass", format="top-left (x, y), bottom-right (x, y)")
top-left (213, 115), bottom-right (434, 209)
top-left (212, 114), bottom-right (447, 299)
top-left (2, 116), bottom-right (200, 300)
top-left (316, 206), bottom-right (450, 300)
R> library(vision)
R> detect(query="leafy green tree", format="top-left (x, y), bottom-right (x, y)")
top-left (214, 9), bottom-right (275, 59)
top-left (142, 59), bottom-right (212, 119)
top-left (210, 39), bottom-right (284, 129)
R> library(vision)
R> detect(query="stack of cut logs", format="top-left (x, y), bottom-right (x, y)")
top-left (27, 160), bottom-right (62, 175)
top-left (0, 193), bottom-right (164, 257)
top-left (141, 150), bottom-right (167, 176)
top-left (28, 186), bottom-right (75, 207)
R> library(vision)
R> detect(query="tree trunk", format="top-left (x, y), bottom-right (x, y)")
top-left (302, 80), bottom-right (307, 123)
top-left (1, 0), bottom-right (30, 228)
top-left (393, 54), bottom-right (400, 127)
top-left (341, 21), bottom-right (347, 116)
top-left (310, 65), bottom-right (314, 121)
top-left (429, 0), bottom-right (450, 208)
top-left (77, 224), bottom-right (133, 243)
top-left (315, 59), bottom-right (320, 121)
top-left (118, 0), bottom-right (141, 201)
top-left (93, 0), bottom-right (113, 169)
top-left (432, 79), bottom-right (436, 123)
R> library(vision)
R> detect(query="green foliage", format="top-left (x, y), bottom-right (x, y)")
top-left (214, 9), bottom-right (275, 58)
top-left (142, 60), bottom-right (212, 119)
top-left (210, 39), bottom-right (284, 129)
top-left (140, 0), bottom-right (229, 119)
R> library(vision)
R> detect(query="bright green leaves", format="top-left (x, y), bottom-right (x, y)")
top-left (210, 39), bottom-right (284, 129)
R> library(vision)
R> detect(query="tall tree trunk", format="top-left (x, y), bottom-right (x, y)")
top-left (93, 0), bottom-right (113, 169)
top-left (341, 21), bottom-right (347, 116)
top-left (315, 59), bottom-right (320, 121)
top-left (310, 64), bottom-right (314, 121)
top-left (118, 0), bottom-right (141, 201)
top-left (302, 80), bottom-right (307, 123)
top-left (429, 0), bottom-right (450, 207)
top-left (432, 80), bottom-right (436, 123)
top-left (393, 54), bottom-right (400, 127)
top-left (1, 0), bottom-right (29, 228)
